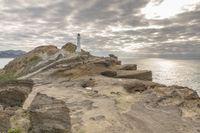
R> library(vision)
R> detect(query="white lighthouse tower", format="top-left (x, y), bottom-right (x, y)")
top-left (76, 33), bottom-right (81, 52)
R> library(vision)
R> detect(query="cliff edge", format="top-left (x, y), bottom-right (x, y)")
top-left (0, 43), bottom-right (200, 133)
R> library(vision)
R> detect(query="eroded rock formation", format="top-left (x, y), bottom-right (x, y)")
top-left (0, 80), bottom-right (33, 108)
top-left (0, 80), bottom-right (33, 132)
top-left (0, 43), bottom-right (200, 133)
top-left (28, 93), bottom-right (71, 133)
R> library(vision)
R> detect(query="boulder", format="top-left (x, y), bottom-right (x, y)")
top-left (101, 70), bottom-right (117, 77)
top-left (119, 64), bottom-right (137, 70)
top-left (109, 54), bottom-right (118, 60)
top-left (116, 70), bottom-right (152, 81)
top-left (94, 60), bottom-right (112, 67)
top-left (28, 93), bottom-right (71, 133)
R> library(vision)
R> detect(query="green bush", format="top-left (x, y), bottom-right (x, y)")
top-left (8, 128), bottom-right (21, 133)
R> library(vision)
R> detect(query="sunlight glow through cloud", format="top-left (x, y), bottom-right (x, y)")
top-left (142, 0), bottom-right (200, 19)
top-left (0, 0), bottom-right (200, 57)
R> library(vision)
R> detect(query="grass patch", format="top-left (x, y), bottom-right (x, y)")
top-left (8, 128), bottom-right (21, 133)
top-left (0, 72), bottom-right (16, 82)
top-left (25, 55), bottom-right (42, 65)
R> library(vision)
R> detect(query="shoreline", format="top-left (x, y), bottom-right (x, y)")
top-left (0, 44), bottom-right (200, 132)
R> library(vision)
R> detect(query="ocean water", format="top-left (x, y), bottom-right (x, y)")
top-left (120, 58), bottom-right (200, 94)
top-left (0, 58), bottom-right (13, 69)
top-left (0, 58), bottom-right (200, 94)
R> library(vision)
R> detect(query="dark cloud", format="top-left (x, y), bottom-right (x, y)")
top-left (0, 0), bottom-right (200, 58)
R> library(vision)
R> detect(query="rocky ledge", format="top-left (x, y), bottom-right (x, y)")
top-left (0, 43), bottom-right (200, 133)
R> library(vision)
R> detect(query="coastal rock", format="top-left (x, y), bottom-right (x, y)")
top-left (119, 64), bottom-right (137, 70)
top-left (1, 44), bottom-right (200, 133)
top-left (108, 54), bottom-right (121, 65)
top-left (4, 45), bottom-right (59, 76)
top-left (109, 54), bottom-right (118, 60)
top-left (116, 70), bottom-right (152, 81)
top-left (123, 81), bottom-right (148, 93)
top-left (101, 70), bottom-right (117, 77)
top-left (0, 80), bottom-right (33, 108)
top-left (81, 78), bottom-right (96, 88)
top-left (28, 93), bottom-right (71, 133)
top-left (62, 42), bottom-right (77, 53)
top-left (94, 58), bottom-right (119, 67)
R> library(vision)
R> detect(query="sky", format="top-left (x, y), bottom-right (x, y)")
top-left (0, 0), bottom-right (200, 58)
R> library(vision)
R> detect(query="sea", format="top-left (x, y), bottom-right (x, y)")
top-left (0, 58), bottom-right (200, 94)
top-left (0, 58), bottom-right (13, 69)
top-left (120, 57), bottom-right (200, 95)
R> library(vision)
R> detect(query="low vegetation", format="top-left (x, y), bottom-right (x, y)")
top-left (0, 72), bottom-right (16, 82)
top-left (8, 128), bottom-right (21, 133)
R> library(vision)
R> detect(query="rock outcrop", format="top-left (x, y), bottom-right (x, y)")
top-left (62, 42), bottom-right (77, 53)
top-left (0, 43), bottom-right (200, 133)
top-left (28, 93), bottom-right (71, 133)
top-left (0, 80), bottom-right (33, 108)
top-left (116, 70), bottom-right (152, 81)
top-left (118, 64), bottom-right (137, 70)
top-left (0, 80), bottom-right (33, 132)
top-left (4, 45), bottom-right (59, 77)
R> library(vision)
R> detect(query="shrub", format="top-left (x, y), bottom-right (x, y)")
top-left (8, 128), bottom-right (21, 133)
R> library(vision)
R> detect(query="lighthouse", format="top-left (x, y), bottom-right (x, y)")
top-left (77, 33), bottom-right (81, 52)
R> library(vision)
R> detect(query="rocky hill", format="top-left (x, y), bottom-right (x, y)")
top-left (0, 50), bottom-right (26, 58)
top-left (0, 43), bottom-right (200, 133)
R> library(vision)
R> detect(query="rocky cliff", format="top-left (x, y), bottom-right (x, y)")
top-left (0, 43), bottom-right (200, 133)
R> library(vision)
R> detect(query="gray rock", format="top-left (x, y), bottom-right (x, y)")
top-left (81, 78), bottom-right (96, 88)
top-left (0, 80), bottom-right (33, 108)
top-left (28, 93), bottom-right (71, 133)
top-left (101, 70), bottom-right (117, 77)
top-left (116, 70), bottom-right (152, 81)
top-left (119, 64), bottom-right (137, 70)
top-left (123, 82), bottom-right (148, 93)
top-left (109, 54), bottom-right (118, 60)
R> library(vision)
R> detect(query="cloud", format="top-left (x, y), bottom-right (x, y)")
top-left (0, 0), bottom-right (199, 58)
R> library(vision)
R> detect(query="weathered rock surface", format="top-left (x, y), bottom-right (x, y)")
top-left (1, 44), bottom-right (200, 133)
top-left (116, 70), bottom-right (152, 81)
top-left (62, 42), bottom-right (77, 53)
top-left (0, 80), bottom-right (33, 132)
top-left (0, 80), bottom-right (33, 108)
top-left (4, 45), bottom-right (59, 76)
top-left (118, 64), bottom-right (137, 70)
top-left (123, 81), bottom-right (148, 93)
top-left (0, 110), bottom-right (13, 132)
top-left (28, 93), bottom-right (71, 133)
top-left (10, 109), bottom-right (31, 133)
top-left (101, 70), bottom-right (117, 77)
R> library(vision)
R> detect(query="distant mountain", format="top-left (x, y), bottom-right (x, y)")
top-left (0, 50), bottom-right (26, 58)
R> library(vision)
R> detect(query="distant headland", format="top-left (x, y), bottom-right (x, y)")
top-left (0, 50), bottom-right (26, 58)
